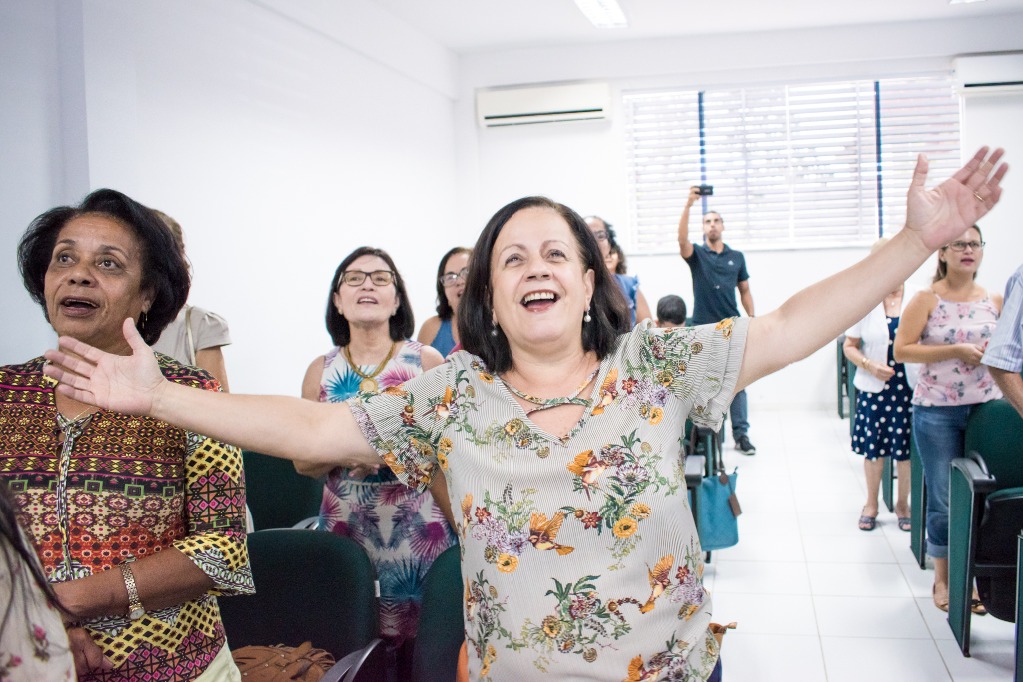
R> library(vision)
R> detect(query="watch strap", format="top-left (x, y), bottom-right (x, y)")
top-left (120, 562), bottom-right (145, 620)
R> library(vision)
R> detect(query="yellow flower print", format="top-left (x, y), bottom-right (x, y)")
top-left (381, 451), bottom-right (405, 475)
top-left (613, 517), bottom-right (638, 538)
top-left (497, 553), bottom-right (518, 573)
top-left (676, 360), bottom-right (688, 374)
top-left (678, 603), bottom-right (700, 620)
top-left (542, 615), bottom-right (562, 638)
top-left (714, 317), bottom-right (733, 339)
top-left (438, 437), bottom-right (453, 454)
top-left (583, 648), bottom-right (597, 662)
top-left (504, 418), bottom-right (524, 436)
top-left (536, 446), bottom-right (550, 459)
top-left (479, 372), bottom-right (494, 383)
top-left (438, 452), bottom-right (449, 470)
top-left (656, 369), bottom-right (674, 387)
top-left (648, 407), bottom-right (664, 425)
top-left (630, 503), bottom-right (651, 519)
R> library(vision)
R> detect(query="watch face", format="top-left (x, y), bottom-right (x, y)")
top-left (129, 607), bottom-right (145, 620)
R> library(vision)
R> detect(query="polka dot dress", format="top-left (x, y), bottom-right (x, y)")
top-left (853, 316), bottom-right (913, 461)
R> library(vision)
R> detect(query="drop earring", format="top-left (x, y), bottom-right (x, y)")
top-left (583, 306), bottom-right (591, 323)
top-left (491, 320), bottom-right (499, 337)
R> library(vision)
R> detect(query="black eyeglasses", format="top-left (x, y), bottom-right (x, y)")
top-left (590, 230), bottom-right (608, 242)
top-left (439, 267), bottom-right (469, 287)
top-left (339, 270), bottom-right (395, 287)
top-left (945, 240), bottom-right (985, 252)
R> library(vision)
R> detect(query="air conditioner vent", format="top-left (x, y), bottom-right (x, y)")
top-left (476, 82), bottom-right (611, 127)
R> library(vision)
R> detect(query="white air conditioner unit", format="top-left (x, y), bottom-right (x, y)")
top-left (954, 53), bottom-right (1023, 95)
top-left (476, 82), bottom-right (610, 128)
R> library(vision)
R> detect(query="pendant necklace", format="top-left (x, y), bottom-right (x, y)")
top-left (344, 341), bottom-right (398, 393)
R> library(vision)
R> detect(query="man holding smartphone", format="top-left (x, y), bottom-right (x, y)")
top-left (678, 185), bottom-right (758, 455)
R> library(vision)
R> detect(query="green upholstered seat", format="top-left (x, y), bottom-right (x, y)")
top-left (219, 528), bottom-right (384, 681)
top-left (411, 544), bottom-right (464, 682)
top-left (243, 450), bottom-right (324, 530)
top-left (948, 399), bottom-right (1023, 656)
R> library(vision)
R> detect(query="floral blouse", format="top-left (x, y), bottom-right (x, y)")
top-left (1, 531), bottom-right (75, 682)
top-left (913, 296), bottom-right (1003, 407)
top-left (0, 355), bottom-right (254, 682)
top-left (349, 319), bottom-right (748, 681)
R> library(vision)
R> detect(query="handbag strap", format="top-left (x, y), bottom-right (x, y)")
top-left (184, 306), bottom-right (196, 366)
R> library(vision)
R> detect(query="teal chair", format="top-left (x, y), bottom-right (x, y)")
top-left (837, 336), bottom-right (850, 418)
top-left (1017, 533), bottom-right (1022, 682)
top-left (909, 435), bottom-right (928, 569)
top-left (243, 450), bottom-right (324, 530)
top-left (411, 544), bottom-right (464, 682)
top-left (219, 529), bottom-right (385, 681)
top-left (948, 399), bottom-right (1023, 656)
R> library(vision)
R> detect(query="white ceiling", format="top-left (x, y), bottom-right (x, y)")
top-left (373, 0), bottom-right (1023, 53)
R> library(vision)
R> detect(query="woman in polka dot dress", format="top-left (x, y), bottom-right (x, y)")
top-left (843, 239), bottom-right (917, 532)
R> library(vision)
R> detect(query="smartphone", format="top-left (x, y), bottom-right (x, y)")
top-left (697, 184), bottom-right (714, 196)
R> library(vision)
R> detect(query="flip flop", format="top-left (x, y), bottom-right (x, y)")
top-left (897, 517), bottom-right (911, 532)
top-left (858, 514), bottom-right (877, 531)
top-left (971, 597), bottom-right (988, 616)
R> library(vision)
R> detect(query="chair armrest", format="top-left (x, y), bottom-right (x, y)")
top-left (292, 516), bottom-right (321, 530)
top-left (951, 453), bottom-right (997, 494)
top-left (685, 455), bottom-right (706, 489)
top-left (321, 638), bottom-right (384, 682)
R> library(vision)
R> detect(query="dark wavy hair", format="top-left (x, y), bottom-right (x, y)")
top-left (459, 197), bottom-right (629, 373)
top-left (934, 224), bottom-right (983, 283)
top-left (434, 246), bottom-right (473, 320)
top-left (325, 246), bottom-right (415, 347)
top-left (17, 189), bottom-right (189, 345)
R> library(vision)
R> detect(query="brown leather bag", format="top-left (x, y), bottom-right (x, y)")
top-left (232, 642), bottom-right (335, 681)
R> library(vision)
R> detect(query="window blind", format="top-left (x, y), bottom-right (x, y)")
top-left (623, 76), bottom-right (960, 253)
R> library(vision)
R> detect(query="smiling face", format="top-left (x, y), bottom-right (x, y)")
top-left (442, 250), bottom-right (471, 314)
top-left (490, 206), bottom-right (595, 355)
top-left (940, 226), bottom-right (984, 277)
top-left (43, 214), bottom-right (153, 354)
top-left (332, 254), bottom-right (400, 330)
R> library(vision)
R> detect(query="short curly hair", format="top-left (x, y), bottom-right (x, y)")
top-left (17, 189), bottom-right (190, 345)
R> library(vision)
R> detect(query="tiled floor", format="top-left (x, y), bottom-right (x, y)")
top-left (706, 408), bottom-right (1017, 682)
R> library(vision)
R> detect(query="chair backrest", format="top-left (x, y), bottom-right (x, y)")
top-left (219, 529), bottom-right (379, 659)
top-left (965, 399), bottom-right (1023, 490)
top-left (411, 544), bottom-right (464, 682)
top-left (243, 450), bottom-right (324, 529)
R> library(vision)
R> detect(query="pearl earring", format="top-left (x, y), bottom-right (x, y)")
top-left (583, 306), bottom-right (592, 323)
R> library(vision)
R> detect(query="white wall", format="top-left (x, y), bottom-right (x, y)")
top-left (457, 13), bottom-right (1023, 410)
top-left (0, 0), bottom-right (466, 396)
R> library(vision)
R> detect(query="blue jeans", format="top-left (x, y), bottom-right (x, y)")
top-left (912, 404), bottom-right (975, 559)
top-left (729, 389), bottom-right (749, 440)
top-left (708, 656), bottom-right (723, 682)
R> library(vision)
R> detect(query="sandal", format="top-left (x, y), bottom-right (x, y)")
top-left (971, 589), bottom-right (988, 615)
top-left (897, 517), bottom-right (911, 532)
top-left (858, 511), bottom-right (877, 531)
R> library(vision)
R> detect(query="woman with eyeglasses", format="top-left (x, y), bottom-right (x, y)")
top-left (299, 246), bottom-right (457, 678)
top-left (894, 224), bottom-right (1002, 614)
top-left (417, 247), bottom-right (472, 356)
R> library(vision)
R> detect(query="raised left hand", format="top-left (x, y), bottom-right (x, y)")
top-left (905, 147), bottom-right (1008, 251)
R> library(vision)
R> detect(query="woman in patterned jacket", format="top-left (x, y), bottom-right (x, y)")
top-left (2, 189), bottom-right (253, 681)
top-left (44, 148), bottom-right (1006, 681)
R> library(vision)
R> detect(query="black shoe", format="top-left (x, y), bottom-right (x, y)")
top-left (735, 435), bottom-right (756, 455)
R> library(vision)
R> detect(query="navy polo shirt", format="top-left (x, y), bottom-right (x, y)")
top-left (684, 243), bottom-right (749, 325)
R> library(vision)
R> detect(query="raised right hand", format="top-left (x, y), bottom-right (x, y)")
top-left (43, 318), bottom-right (166, 416)
top-left (687, 185), bottom-right (701, 207)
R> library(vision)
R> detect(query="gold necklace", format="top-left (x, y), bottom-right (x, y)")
top-left (343, 341), bottom-right (398, 392)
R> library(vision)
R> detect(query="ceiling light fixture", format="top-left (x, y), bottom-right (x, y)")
top-left (574, 0), bottom-right (628, 29)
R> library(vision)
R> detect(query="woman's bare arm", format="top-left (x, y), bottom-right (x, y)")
top-left (736, 148), bottom-right (1007, 391)
top-left (45, 322), bottom-right (380, 471)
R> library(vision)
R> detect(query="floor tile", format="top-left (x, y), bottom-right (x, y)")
top-left (802, 532), bottom-right (898, 564)
top-left (711, 592), bottom-right (819, 636)
top-left (813, 595), bottom-right (930, 638)
top-left (806, 562), bottom-right (913, 598)
top-left (820, 637), bottom-right (951, 682)
top-left (720, 633), bottom-right (827, 682)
